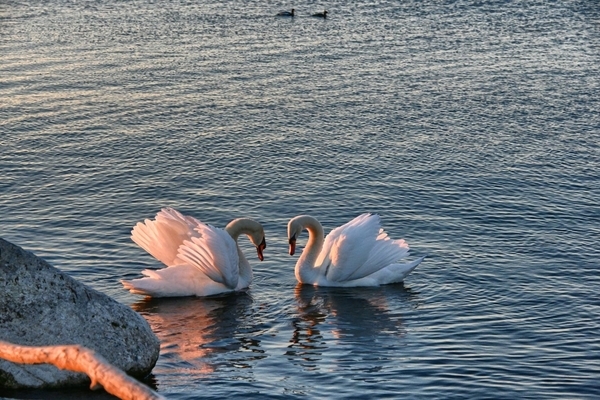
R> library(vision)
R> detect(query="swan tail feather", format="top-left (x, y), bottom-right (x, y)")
top-left (121, 265), bottom-right (229, 297)
top-left (346, 237), bottom-right (410, 281)
top-left (380, 256), bottom-right (425, 284)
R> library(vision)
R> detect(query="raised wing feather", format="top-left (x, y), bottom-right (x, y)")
top-left (323, 214), bottom-right (411, 282)
top-left (323, 214), bottom-right (380, 282)
top-left (156, 207), bottom-right (203, 228)
top-left (176, 223), bottom-right (240, 289)
top-left (348, 230), bottom-right (410, 280)
top-left (131, 207), bottom-right (202, 266)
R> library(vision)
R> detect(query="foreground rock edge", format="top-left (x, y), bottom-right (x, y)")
top-left (0, 238), bottom-right (160, 389)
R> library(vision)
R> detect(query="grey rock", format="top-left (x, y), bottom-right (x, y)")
top-left (0, 238), bottom-right (160, 389)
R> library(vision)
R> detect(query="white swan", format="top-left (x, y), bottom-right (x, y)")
top-left (122, 208), bottom-right (266, 297)
top-left (287, 214), bottom-right (424, 287)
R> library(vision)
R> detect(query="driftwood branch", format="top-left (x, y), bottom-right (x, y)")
top-left (0, 340), bottom-right (165, 400)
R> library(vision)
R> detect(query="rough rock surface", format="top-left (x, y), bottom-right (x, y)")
top-left (0, 238), bottom-right (160, 389)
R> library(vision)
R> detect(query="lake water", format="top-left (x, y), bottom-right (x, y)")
top-left (1, 0), bottom-right (600, 398)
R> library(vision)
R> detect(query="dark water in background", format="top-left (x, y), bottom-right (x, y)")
top-left (1, 0), bottom-right (600, 398)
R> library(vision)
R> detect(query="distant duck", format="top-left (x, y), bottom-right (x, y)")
top-left (312, 10), bottom-right (328, 18)
top-left (277, 8), bottom-right (295, 17)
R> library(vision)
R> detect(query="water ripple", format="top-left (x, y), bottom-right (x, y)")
top-left (1, 0), bottom-right (599, 398)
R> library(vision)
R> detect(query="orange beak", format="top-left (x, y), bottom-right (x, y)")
top-left (288, 237), bottom-right (296, 256)
top-left (256, 238), bottom-right (266, 261)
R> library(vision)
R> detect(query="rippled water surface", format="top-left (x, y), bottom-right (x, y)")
top-left (2, 0), bottom-right (600, 398)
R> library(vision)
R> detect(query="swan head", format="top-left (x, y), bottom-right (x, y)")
top-left (256, 236), bottom-right (267, 261)
top-left (226, 218), bottom-right (267, 261)
top-left (287, 217), bottom-right (306, 256)
top-left (247, 228), bottom-right (267, 261)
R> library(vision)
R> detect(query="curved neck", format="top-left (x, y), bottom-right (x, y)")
top-left (225, 218), bottom-right (262, 241)
top-left (225, 218), bottom-right (262, 284)
top-left (294, 216), bottom-right (325, 283)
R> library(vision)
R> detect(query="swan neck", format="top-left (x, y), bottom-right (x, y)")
top-left (225, 218), bottom-right (262, 286)
top-left (294, 216), bottom-right (325, 283)
top-left (225, 218), bottom-right (261, 241)
top-left (302, 217), bottom-right (324, 256)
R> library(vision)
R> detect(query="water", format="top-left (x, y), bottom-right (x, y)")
top-left (1, 0), bottom-right (600, 398)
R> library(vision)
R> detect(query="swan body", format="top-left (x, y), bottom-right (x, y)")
top-left (287, 214), bottom-right (424, 287)
top-left (277, 8), bottom-right (295, 17)
top-left (122, 208), bottom-right (266, 297)
top-left (312, 10), bottom-right (328, 18)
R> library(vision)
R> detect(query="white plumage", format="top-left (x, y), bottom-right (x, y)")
top-left (122, 208), bottom-right (266, 297)
top-left (287, 214), bottom-right (424, 286)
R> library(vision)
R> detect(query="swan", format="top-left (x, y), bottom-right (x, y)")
top-left (312, 10), bottom-right (328, 18)
top-left (122, 208), bottom-right (266, 297)
top-left (277, 8), bottom-right (295, 17)
top-left (287, 214), bottom-right (424, 287)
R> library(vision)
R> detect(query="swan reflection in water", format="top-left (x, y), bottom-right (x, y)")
top-left (132, 293), bottom-right (259, 375)
top-left (287, 283), bottom-right (419, 370)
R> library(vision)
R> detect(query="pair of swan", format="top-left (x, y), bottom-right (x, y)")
top-left (122, 208), bottom-right (424, 297)
top-left (277, 9), bottom-right (328, 18)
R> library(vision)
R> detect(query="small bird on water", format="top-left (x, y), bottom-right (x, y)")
top-left (277, 9), bottom-right (295, 17)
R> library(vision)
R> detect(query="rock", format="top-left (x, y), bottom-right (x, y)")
top-left (0, 238), bottom-right (160, 389)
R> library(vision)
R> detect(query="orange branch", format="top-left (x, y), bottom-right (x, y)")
top-left (0, 340), bottom-right (165, 400)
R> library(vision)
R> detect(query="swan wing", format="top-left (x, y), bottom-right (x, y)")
top-left (347, 231), bottom-right (411, 281)
top-left (131, 207), bottom-right (202, 266)
top-left (176, 223), bottom-right (240, 289)
top-left (322, 214), bottom-right (380, 282)
top-left (316, 214), bottom-right (370, 267)
top-left (324, 214), bottom-right (412, 282)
